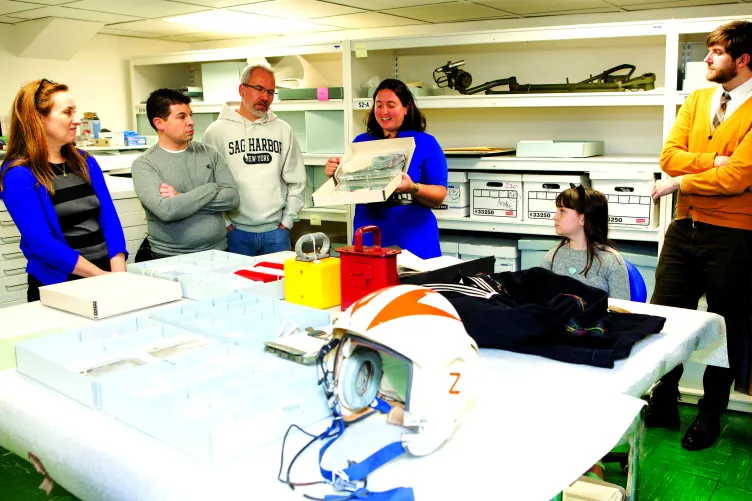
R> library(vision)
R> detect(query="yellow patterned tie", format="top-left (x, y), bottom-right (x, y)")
top-left (711, 92), bottom-right (731, 132)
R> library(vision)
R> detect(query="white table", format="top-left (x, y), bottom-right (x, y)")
top-left (0, 299), bottom-right (726, 501)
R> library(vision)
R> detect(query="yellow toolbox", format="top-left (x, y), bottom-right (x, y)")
top-left (284, 233), bottom-right (341, 309)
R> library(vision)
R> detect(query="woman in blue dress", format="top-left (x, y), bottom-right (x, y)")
top-left (325, 79), bottom-right (447, 259)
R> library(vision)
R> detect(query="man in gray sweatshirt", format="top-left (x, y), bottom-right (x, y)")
top-left (203, 64), bottom-right (305, 256)
top-left (132, 88), bottom-right (239, 260)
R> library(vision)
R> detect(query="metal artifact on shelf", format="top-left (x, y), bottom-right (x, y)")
top-left (433, 60), bottom-right (656, 94)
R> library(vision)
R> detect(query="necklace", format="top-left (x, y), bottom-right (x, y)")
top-left (50, 161), bottom-right (66, 177)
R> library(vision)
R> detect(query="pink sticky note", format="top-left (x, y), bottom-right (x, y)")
top-left (317, 88), bottom-right (329, 101)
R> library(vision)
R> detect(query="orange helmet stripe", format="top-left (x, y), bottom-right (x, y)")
top-left (367, 288), bottom-right (460, 330)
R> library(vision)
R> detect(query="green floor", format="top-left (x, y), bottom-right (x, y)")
top-left (0, 404), bottom-right (751, 500)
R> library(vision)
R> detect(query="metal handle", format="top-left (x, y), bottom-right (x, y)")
top-left (3, 267), bottom-right (26, 276)
top-left (6, 283), bottom-right (27, 292)
top-left (294, 232), bottom-right (330, 262)
top-left (2, 252), bottom-right (23, 260)
top-left (0, 237), bottom-right (21, 244)
top-left (0, 220), bottom-right (14, 227)
top-left (353, 225), bottom-right (381, 252)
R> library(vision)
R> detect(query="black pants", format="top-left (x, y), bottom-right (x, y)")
top-left (134, 237), bottom-right (172, 263)
top-left (27, 255), bottom-right (112, 302)
top-left (133, 238), bottom-right (228, 263)
top-left (650, 219), bottom-right (752, 415)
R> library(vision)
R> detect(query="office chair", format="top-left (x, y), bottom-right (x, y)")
top-left (625, 259), bottom-right (647, 303)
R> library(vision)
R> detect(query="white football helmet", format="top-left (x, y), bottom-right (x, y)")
top-left (321, 284), bottom-right (478, 456)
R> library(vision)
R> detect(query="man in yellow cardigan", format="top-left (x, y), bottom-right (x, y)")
top-left (648, 20), bottom-right (752, 451)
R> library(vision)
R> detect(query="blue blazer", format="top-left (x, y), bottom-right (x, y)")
top-left (1, 154), bottom-right (127, 285)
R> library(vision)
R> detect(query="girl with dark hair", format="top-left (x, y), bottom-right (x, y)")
top-left (541, 184), bottom-right (630, 300)
top-left (0, 79), bottom-right (127, 301)
top-left (325, 79), bottom-right (448, 258)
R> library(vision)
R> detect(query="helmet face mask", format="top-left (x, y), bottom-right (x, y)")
top-left (321, 285), bottom-right (479, 457)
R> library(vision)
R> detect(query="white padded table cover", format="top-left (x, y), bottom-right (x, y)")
top-left (0, 369), bottom-right (644, 501)
top-left (0, 299), bottom-right (726, 501)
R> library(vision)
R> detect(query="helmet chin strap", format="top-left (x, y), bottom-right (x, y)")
top-left (313, 398), bottom-right (414, 501)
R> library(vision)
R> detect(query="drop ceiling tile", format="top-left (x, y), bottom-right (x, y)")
top-left (12, 0), bottom-right (73, 5)
top-left (105, 18), bottom-right (217, 35)
top-left (324, 0), bottom-right (457, 9)
top-left (9, 6), bottom-right (145, 22)
top-left (0, 14), bottom-right (25, 22)
top-left (312, 11), bottom-right (426, 28)
top-left (11, 0), bottom-right (71, 5)
top-left (179, 30), bottom-right (274, 40)
top-left (63, 0), bottom-right (209, 18)
top-left (163, 9), bottom-right (341, 35)
top-left (0, 1), bottom-right (41, 16)
top-left (163, 0), bottom-right (266, 7)
top-left (473, 0), bottom-right (616, 15)
top-left (524, 6), bottom-right (623, 16)
top-left (231, 0), bottom-right (364, 19)
top-left (158, 33), bottom-right (213, 42)
top-left (99, 28), bottom-right (167, 38)
top-left (386, 2), bottom-right (515, 23)
top-left (607, 0), bottom-right (732, 7)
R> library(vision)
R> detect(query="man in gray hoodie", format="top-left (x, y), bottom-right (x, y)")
top-left (203, 64), bottom-right (306, 256)
top-left (132, 88), bottom-right (239, 260)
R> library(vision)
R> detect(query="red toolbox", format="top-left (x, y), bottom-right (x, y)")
top-left (336, 225), bottom-right (401, 311)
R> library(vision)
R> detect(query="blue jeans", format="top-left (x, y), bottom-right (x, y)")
top-left (227, 226), bottom-right (291, 256)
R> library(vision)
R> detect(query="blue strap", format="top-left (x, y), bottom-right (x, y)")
top-left (320, 398), bottom-right (398, 482)
top-left (316, 398), bottom-right (413, 501)
top-left (370, 397), bottom-right (392, 415)
top-left (323, 487), bottom-right (415, 500)
top-left (340, 441), bottom-right (407, 481)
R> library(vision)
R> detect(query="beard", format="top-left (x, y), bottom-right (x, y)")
top-left (707, 62), bottom-right (737, 84)
top-left (243, 100), bottom-right (268, 118)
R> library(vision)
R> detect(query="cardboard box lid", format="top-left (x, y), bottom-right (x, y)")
top-left (522, 173), bottom-right (588, 183)
top-left (39, 273), bottom-right (183, 319)
top-left (517, 140), bottom-right (603, 146)
top-left (589, 171), bottom-right (655, 181)
top-left (468, 172), bottom-right (523, 182)
top-left (447, 171), bottom-right (469, 182)
top-left (312, 137), bottom-right (415, 207)
top-left (439, 234), bottom-right (473, 244)
top-left (459, 237), bottom-right (519, 258)
top-left (518, 236), bottom-right (560, 251)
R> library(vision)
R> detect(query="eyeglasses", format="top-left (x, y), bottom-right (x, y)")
top-left (242, 83), bottom-right (276, 97)
top-left (34, 78), bottom-right (56, 106)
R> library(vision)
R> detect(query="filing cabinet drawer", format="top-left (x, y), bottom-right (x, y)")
top-left (0, 288), bottom-right (27, 305)
top-left (119, 211), bottom-right (147, 228)
top-left (0, 241), bottom-right (23, 262)
top-left (0, 273), bottom-right (28, 292)
top-left (123, 225), bottom-right (147, 242)
top-left (0, 224), bottom-right (20, 239)
top-left (0, 298), bottom-right (26, 309)
top-left (114, 198), bottom-right (144, 213)
top-left (0, 257), bottom-right (27, 278)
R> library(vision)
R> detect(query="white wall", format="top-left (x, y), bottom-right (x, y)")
top-left (0, 27), bottom-right (189, 134)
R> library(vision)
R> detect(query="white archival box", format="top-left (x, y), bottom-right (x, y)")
top-left (39, 273), bottom-right (183, 319)
top-left (312, 137), bottom-right (415, 207)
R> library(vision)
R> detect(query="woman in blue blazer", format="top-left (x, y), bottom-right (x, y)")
top-left (324, 79), bottom-right (448, 259)
top-left (0, 79), bottom-right (127, 301)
